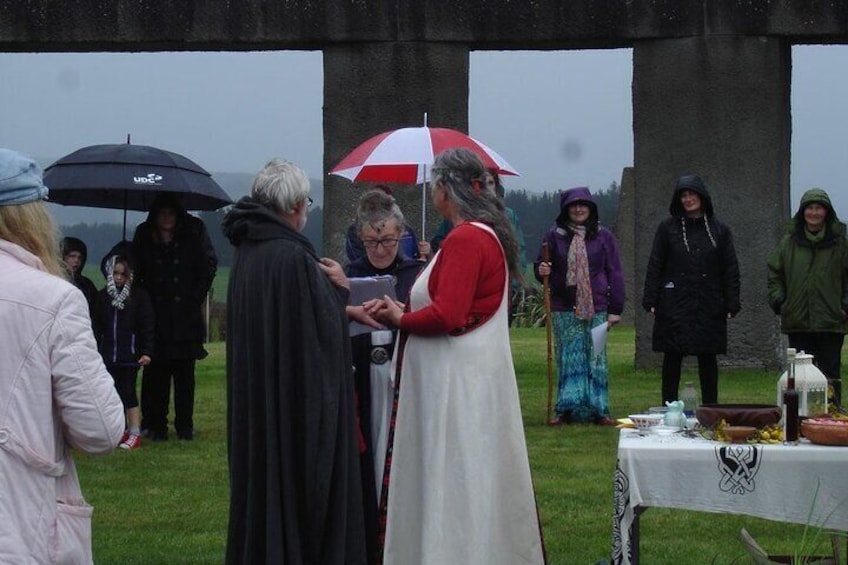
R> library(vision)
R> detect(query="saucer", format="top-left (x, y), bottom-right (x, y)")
top-left (652, 425), bottom-right (680, 436)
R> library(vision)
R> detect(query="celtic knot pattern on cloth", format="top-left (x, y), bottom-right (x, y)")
top-left (611, 461), bottom-right (632, 564)
top-left (715, 444), bottom-right (762, 495)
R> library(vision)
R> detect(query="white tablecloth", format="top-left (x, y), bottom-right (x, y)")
top-left (612, 428), bottom-right (848, 565)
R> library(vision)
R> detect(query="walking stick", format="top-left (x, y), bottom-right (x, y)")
top-left (542, 242), bottom-right (554, 425)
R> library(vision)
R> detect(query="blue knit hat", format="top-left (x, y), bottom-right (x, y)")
top-left (0, 149), bottom-right (49, 206)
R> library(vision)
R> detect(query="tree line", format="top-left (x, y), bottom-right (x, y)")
top-left (60, 207), bottom-right (324, 272)
top-left (59, 182), bottom-right (619, 269)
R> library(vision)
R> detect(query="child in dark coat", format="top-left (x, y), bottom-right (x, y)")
top-left (93, 246), bottom-right (155, 450)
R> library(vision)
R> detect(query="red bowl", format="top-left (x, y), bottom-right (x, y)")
top-left (695, 404), bottom-right (782, 429)
top-left (801, 418), bottom-right (848, 446)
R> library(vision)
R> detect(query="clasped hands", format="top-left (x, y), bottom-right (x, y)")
top-left (346, 296), bottom-right (404, 330)
top-left (363, 296), bottom-right (404, 328)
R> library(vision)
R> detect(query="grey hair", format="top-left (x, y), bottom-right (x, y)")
top-left (250, 158), bottom-right (310, 214)
top-left (355, 189), bottom-right (405, 235)
top-left (431, 148), bottom-right (522, 281)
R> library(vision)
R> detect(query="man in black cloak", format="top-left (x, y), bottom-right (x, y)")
top-left (222, 158), bottom-right (368, 565)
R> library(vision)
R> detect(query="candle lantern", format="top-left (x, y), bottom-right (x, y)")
top-left (776, 352), bottom-right (829, 417)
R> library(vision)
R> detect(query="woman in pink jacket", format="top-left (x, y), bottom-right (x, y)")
top-left (0, 148), bottom-right (125, 563)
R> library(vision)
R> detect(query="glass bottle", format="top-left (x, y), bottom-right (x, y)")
top-left (680, 381), bottom-right (699, 418)
top-left (783, 348), bottom-right (800, 444)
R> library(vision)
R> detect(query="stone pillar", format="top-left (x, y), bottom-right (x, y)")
top-left (323, 42), bottom-right (470, 261)
top-left (616, 166), bottom-right (636, 326)
top-left (633, 37), bottom-right (791, 370)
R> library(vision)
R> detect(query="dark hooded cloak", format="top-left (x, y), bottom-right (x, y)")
top-left (222, 196), bottom-right (366, 565)
top-left (642, 175), bottom-right (741, 354)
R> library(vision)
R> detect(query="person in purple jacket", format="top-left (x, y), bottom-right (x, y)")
top-left (535, 187), bottom-right (625, 426)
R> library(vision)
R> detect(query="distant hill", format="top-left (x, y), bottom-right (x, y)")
top-left (51, 168), bottom-right (327, 266)
top-left (60, 202), bottom-right (325, 269)
top-left (46, 171), bottom-right (324, 228)
top-left (208, 172), bottom-right (254, 202)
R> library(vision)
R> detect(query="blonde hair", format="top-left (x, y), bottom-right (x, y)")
top-left (0, 201), bottom-right (66, 278)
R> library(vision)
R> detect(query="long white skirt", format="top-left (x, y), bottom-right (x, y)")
top-left (382, 231), bottom-right (545, 565)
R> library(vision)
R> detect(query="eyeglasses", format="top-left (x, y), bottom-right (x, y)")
top-left (306, 196), bottom-right (314, 209)
top-left (362, 238), bottom-right (400, 249)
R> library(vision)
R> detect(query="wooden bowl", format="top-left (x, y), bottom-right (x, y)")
top-left (724, 426), bottom-right (757, 443)
top-left (695, 404), bottom-right (782, 429)
top-left (801, 418), bottom-right (848, 446)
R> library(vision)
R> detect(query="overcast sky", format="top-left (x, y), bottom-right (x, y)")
top-left (1, 45), bottom-right (847, 224)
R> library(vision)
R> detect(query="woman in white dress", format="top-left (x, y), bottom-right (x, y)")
top-left (369, 148), bottom-right (546, 565)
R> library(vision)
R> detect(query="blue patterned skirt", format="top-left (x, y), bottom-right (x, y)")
top-left (552, 311), bottom-right (610, 422)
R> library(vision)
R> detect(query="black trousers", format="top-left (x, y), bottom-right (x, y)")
top-left (141, 358), bottom-right (196, 435)
top-left (788, 332), bottom-right (844, 406)
top-left (661, 352), bottom-right (719, 405)
top-left (107, 364), bottom-right (139, 410)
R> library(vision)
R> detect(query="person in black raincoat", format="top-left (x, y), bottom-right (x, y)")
top-left (643, 174), bottom-right (741, 405)
top-left (131, 192), bottom-right (217, 441)
top-left (222, 158), bottom-right (371, 565)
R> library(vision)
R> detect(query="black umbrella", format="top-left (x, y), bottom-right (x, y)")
top-left (43, 142), bottom-right (233, 237)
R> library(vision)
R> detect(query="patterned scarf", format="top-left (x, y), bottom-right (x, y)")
top-left (105, 255), bottom-right (132, 310)
top-left (566, 224), bottom-right (594, 320)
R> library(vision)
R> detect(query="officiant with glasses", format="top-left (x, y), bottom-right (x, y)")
top-left (344, 188), bottom-right (424, 562)
top-left (345, 184), bottom-right (428, 263)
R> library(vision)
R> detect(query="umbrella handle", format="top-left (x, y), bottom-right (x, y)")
top-left (422, 166), bottom-right (428, 240)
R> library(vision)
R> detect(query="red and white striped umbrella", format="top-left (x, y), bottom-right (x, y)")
top-left (330, 126), bottom-right (520, 184)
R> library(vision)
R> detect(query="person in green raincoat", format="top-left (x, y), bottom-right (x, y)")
top-left (767, 188), bottom-right (848, 406)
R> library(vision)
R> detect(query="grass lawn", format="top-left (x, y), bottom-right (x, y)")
top-left (75, 327), bottom-right (839, 564)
